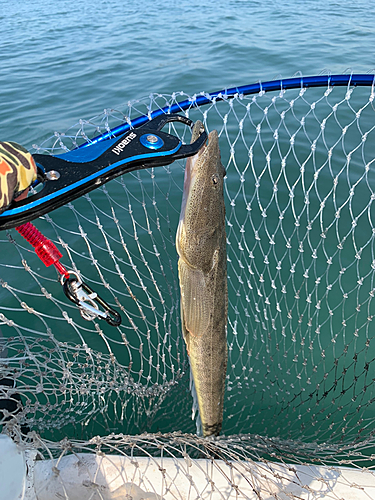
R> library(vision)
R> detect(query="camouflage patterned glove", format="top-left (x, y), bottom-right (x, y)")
top-left (0, 141), bottom-right (37, 212)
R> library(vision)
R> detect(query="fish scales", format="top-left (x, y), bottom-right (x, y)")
top-left (176, 121), bottom-right (227, 437)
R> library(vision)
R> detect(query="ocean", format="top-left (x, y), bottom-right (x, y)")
top-left (2, 0), bottom-right (375, 443)
top-left (1, 0), bottom-right (375, 147)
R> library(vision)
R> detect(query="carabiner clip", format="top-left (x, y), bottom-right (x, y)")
top-left (62, 273), bottom-right (121, 327)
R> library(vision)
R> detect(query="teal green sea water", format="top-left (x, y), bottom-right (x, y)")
top-left (2, 0), bottom-right (375, 147)
top-left (2, 0), bottom-right (375, 448)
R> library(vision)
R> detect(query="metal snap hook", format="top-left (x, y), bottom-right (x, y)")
top-left (62, 273), bottom-right (121, 327)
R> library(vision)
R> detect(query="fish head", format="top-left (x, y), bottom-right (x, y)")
top-left (176, 123), bottom-right (226, 272)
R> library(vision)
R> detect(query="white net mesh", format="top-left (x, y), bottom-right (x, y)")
top-left (2, 81), bottom-right (375, 498)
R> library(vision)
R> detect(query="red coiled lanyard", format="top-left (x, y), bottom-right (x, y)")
top-left (16, 222), bottom-right (121, 327)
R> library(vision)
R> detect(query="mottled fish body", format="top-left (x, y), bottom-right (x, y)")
top-left (176, 121), bottom-right (227, 437)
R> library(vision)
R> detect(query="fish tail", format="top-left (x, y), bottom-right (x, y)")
top-left (189, 366), bottom-right (203, 436)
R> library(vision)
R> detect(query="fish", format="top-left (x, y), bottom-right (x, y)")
top-left (176, 121), bottom-right (228, 437)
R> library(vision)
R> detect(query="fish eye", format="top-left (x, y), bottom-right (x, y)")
top-left (212, 174), bottom-right (219, 185)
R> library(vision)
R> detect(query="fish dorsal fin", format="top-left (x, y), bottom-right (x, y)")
top-left (178, 259), bottom-right (212, 340)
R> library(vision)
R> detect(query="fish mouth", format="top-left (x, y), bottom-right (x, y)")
top-left (185, 140), bottom-right (207, 192)
top-left (181, 130), bottom-right (217, 205)
top-left (176, 135), bottom-right (210, 256)
top-left (178, 134), bottom-right (210, 222)
top-left (176, 130), bottom-right (219, 256)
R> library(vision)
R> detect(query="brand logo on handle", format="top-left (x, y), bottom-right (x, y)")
top-left (112, 132), bottom-right (137, 155)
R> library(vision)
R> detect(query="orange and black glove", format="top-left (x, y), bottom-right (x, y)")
top-left (0, 142), bottom-right (37, 213)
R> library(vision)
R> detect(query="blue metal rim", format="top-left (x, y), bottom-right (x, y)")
top-left (80, 74), bottom-right (375, 149)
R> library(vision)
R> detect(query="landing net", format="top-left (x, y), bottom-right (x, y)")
top-left (2, 75), bottom-right (375, 498)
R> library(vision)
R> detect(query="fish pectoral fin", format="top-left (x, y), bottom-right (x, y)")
top-left (178, 259), bottom-right (212, 339)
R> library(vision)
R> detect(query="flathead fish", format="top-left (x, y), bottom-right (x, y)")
top-left (176, 121), bottom-right (227, 437)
